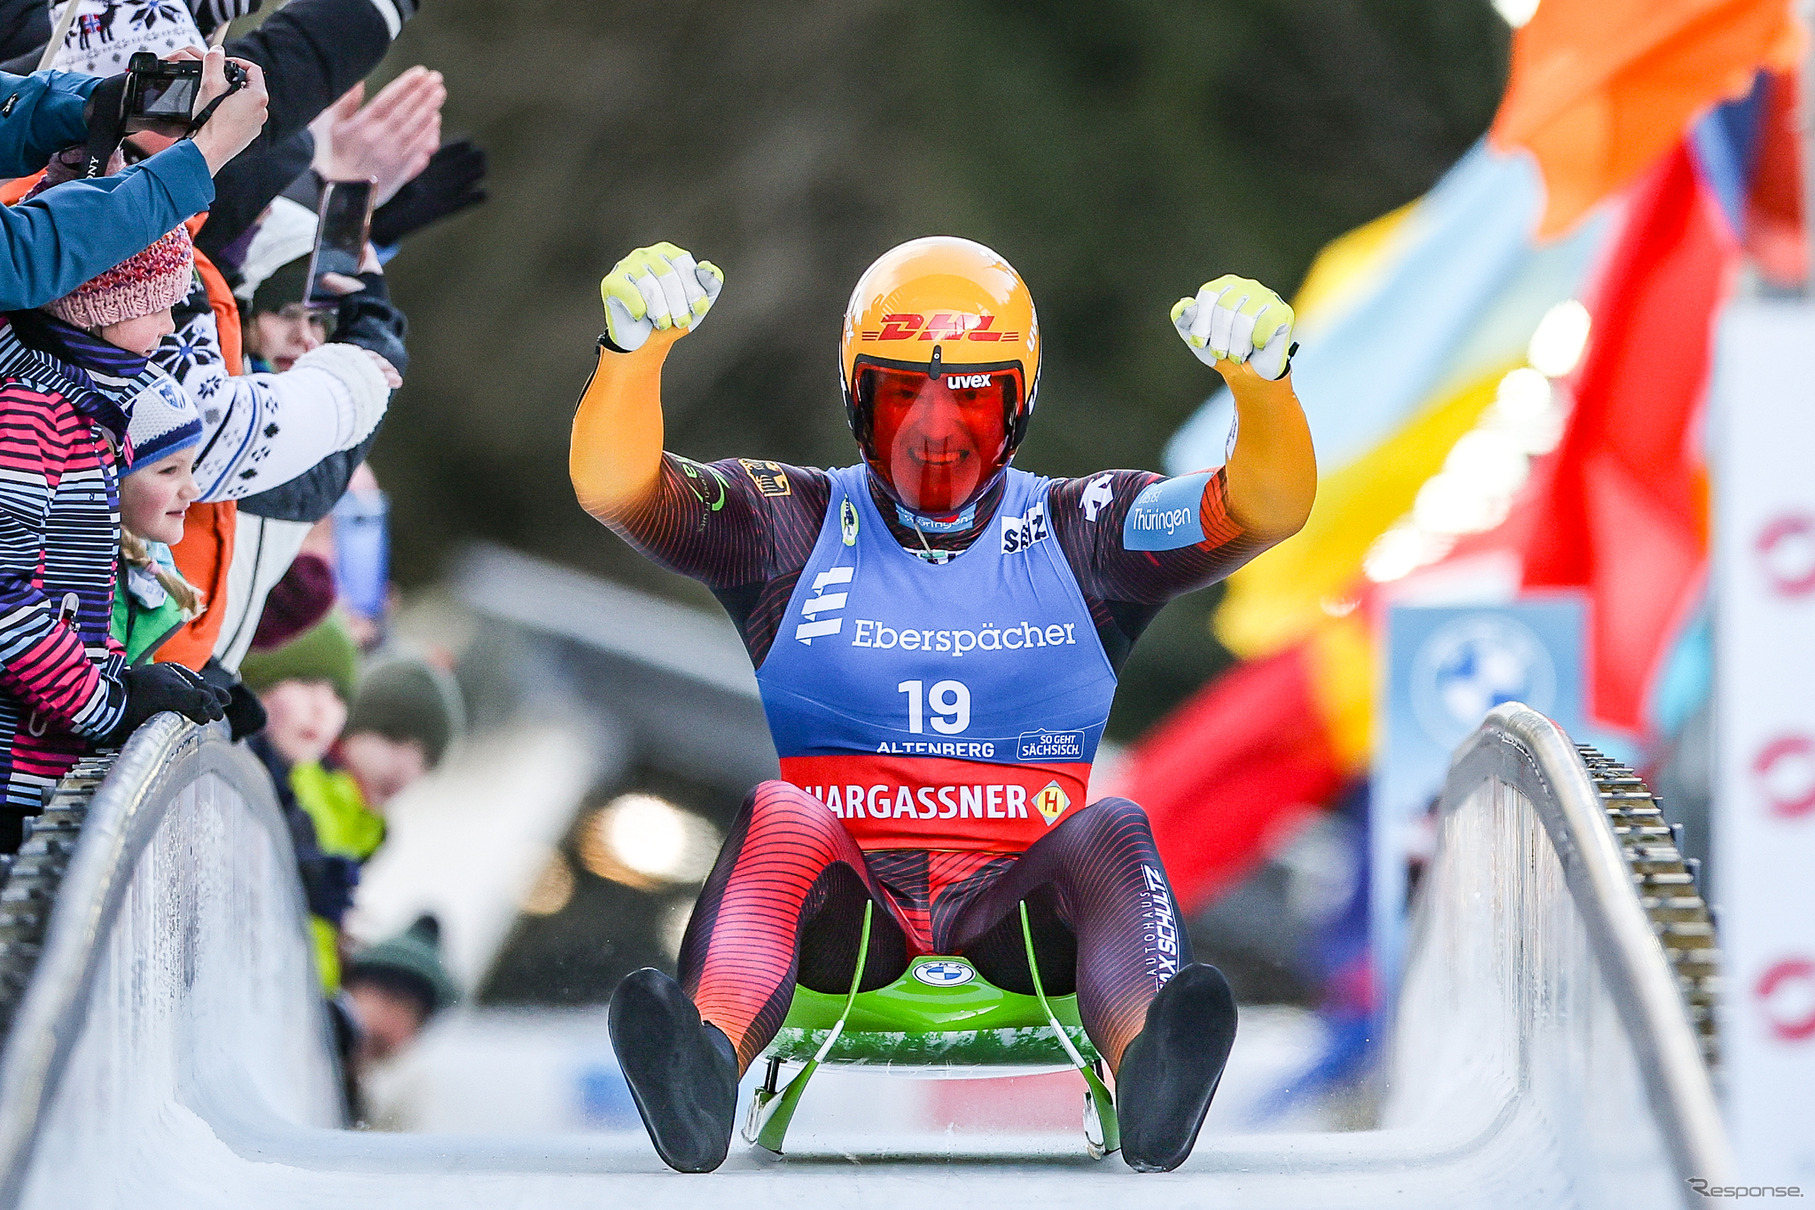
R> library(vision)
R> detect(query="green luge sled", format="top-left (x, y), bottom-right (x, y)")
top-left (741, 902), bottom-right (1120, 1158)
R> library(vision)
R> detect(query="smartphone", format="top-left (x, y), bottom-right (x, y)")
top-left (121, 52), bottom-right (202, 138)
top-left (305, 181), bottom-right (375, 308)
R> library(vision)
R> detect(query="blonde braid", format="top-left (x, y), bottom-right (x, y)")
top-left (120, 530), bottom-right (205, 620)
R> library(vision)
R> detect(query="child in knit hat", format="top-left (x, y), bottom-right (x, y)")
top-left (35, 159), bottom-right (214, 666)
top-left (240, 612), bottom-right (361, 767)
top-left (27, 150), bottom-right (196, 358)
top-left (111, 376), bottom-right (207, 664)
top-left (238, 612), bottom-right (365, 991)
top-left (42, 222), bottom-right (194, 357)
top-left (336, 653), bottom-right (465, 810)
top-left (340, 914), bottom-right (460, 1069)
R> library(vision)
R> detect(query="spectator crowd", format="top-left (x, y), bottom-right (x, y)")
top-left (0, 0), bottom-right (477, 1117)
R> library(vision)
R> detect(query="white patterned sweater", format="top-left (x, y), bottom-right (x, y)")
top-left (151, 279), bottom-right (391, 502)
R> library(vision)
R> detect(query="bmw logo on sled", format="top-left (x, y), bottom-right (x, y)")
top-left (911, 960), bottom-right (976, 987)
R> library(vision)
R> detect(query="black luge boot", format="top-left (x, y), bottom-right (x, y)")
top-left (609, 967), bottom-right (740, 1173)
top-left (1115, 963), bottom-right (1238, 1172)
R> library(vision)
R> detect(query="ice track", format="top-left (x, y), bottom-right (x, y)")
top-left (0, 707), bottom-right (1729, 1209)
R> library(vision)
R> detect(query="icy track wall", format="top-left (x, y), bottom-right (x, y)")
top-left (0, 703), bottom-right (1731, 1209)
top-left (1378, 703), bottom-right (1730, 1208)
top-left (0, 717), bottom-right (341, 1209)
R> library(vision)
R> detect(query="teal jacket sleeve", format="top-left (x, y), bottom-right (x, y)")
top-left (0, 140), bottom-right (215, 310)
top-left (0, 70), bottom-right (100, 176)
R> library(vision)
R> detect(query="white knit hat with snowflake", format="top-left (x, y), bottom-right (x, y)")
top-left (125, 374), bottom-right (202, 470)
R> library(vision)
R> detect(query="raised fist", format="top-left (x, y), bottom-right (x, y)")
top-left (1171, 275), bottom-right (1295, 381)
top-left (599, 242), bottom-right (724, 353)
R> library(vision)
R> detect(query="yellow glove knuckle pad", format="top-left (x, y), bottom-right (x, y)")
top-left (1175, 274), bottom-right (1293, 365)
top-left (600, 272), bottom-right (645, 320)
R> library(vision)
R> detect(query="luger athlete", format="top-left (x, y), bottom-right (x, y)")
top-left (570, 237), bottom-right (1316, 1173)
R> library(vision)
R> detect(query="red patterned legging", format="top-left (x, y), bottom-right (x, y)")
top-left (677, 780), bottom-right (1190, 1073)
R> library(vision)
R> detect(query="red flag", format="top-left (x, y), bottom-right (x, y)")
top-left (1119, 644), bottom-right (1346, 912)
top-left (1745, 71), bottom-right (1807, 287)
top-left (1519, 144), bottom-right (1732, 734)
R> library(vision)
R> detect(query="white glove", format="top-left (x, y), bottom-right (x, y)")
top-left (292, 343), bottom-right (392, 449)
top-left (600, 242), bottom-right (725, 353)
top-left (1171, 275), bottom-right (1296, 381)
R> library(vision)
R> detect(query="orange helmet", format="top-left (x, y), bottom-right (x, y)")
top-left (839, 237), bottom-right (1040, 518)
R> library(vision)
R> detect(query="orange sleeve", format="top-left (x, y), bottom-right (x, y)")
top-left (0, 171), bottom-right (41, 205)
top-left (188, 231), bottom-right (242, 371)
top-left (1220, 364), bottom-right (1316, 542)
top-left (154, 240), bottom-right (244, 670)
top-left (569, 329), bottom-right (686, 524)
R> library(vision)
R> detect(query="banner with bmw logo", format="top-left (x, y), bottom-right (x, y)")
top-left (1373, 598), bottom-right (1586, 995)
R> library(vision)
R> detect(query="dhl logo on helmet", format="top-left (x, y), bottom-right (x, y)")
top-left (860, 312), bottom-right (1022, 343)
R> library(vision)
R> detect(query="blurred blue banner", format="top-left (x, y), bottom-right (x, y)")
top-left (1372, 595), bottom-right (1587, 1001)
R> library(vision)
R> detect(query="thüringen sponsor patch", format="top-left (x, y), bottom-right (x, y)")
top-left (1123, 471), bottom-right (1213, 551)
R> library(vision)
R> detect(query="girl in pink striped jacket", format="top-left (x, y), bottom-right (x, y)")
top-left (0, 222), bottom-right (227, 848)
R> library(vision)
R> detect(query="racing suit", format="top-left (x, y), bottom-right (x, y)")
top-left (576, 389), bottom-right (1285, 1071)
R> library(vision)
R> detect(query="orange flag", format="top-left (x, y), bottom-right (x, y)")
top-left (1491, 0), bottom-right (1801, 237)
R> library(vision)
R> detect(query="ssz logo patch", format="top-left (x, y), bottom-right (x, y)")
top-left (1000, 502), bottom-right (1050, 554)
top-left (860, 312), bottom-right (1021, 343)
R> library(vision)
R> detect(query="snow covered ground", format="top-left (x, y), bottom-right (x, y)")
top-left (364, 1001), bottom-right (1341, 1140)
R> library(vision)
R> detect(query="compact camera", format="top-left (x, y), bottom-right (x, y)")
top-left (122, 51), bottom-right (247, 137)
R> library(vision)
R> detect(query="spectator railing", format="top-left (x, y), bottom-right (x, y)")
top-left (0, 715), bottom-right (341, 1210)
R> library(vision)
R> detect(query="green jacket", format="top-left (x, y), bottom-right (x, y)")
top-left (110, 573), bottom-right (188, 666)
top-left (294, 762), bottom-right (384, 996)
top-left (291, 760), bottom-right (386, 862)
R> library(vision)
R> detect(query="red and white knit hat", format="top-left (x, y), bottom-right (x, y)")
top-left (44, 224), bottom-right (195, 330)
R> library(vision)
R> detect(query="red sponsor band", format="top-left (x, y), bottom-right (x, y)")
top-left (861, 312), bottom-right (1020, 343)
top-left (779, 753), bottom-right (1091, 852)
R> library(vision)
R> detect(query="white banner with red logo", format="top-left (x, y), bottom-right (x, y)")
top-left (1714, 300), bottom-right (1815, 1182)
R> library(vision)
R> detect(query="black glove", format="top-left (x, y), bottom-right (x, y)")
top-left (298, 854), bottom-right (361, 924)
top-left (368, 138), bottom-right (488, 247)
top-left (188, 0), bottom-right (264, 35)
top-left (223, 683), bottom-right (267, 741)
top-left (199, 658), bottom-right (267, 742)
top-left (104, 664), bottom-right (232, 746)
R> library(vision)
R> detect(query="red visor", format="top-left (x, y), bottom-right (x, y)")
top-left (853, 359), bottom-right (1024, 517)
